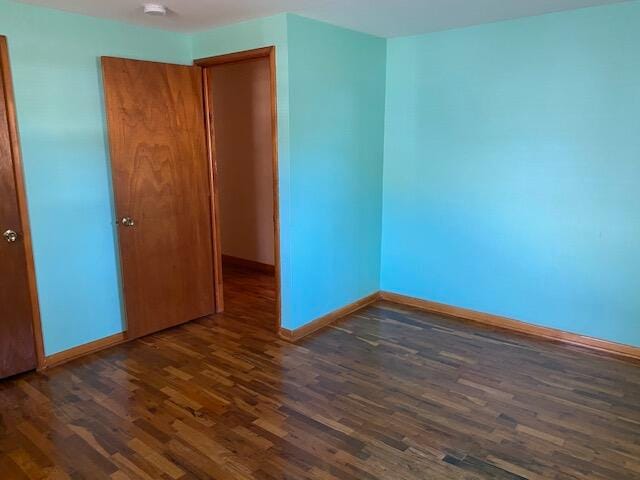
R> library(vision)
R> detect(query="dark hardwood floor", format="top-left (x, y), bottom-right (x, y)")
top-left (1, 267), bottom-right (639, 479)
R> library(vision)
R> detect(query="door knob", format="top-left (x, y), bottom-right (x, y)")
top-left (3, 230), bottom-right (18, 243)
top-left (120, 217), bottom-right (135, 227)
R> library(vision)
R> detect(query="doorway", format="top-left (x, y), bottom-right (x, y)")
top-left (0, 35), bottom-right (43, 378)
top-left (197, 47), bottom-right (281, 331)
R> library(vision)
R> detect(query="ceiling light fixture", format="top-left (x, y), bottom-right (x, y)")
top-left (143, 3), bottom-right (168, 16)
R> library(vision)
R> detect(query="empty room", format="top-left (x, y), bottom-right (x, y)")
top-left (0, 0), bottom-right (638, 479)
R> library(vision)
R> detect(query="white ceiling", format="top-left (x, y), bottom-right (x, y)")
top-left (13, 0), bottom-right (629, 37)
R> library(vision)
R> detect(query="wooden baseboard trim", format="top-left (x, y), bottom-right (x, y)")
top-left (41, 332), bottom-right (127, 370)
top-left (38, 291), bottom-right (639, 369)
top-left (279, 292), bottom-right (380, 342)
top-left (222, 255), bottom-right (275, 275)
top-left (379, 291), bottom-right (640, 361)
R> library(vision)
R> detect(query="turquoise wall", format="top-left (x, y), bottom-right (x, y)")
top-left (0, 4), bottom-right (386, 353)
top-left (3, 0), bottom-right (638, 353)
top-left (286, 15), bottom-right (386, 328)
top-left (193, 15), bottom-right (386, 330)
top-left (191, 14), bottom-right (297, 328)
top-left (381, 1), bottom-right (640, 346)
top-left (0, 0), bottom-right (192, 355)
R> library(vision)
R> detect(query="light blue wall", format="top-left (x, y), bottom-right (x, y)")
top-left (286, 15), bottom-right (386, 328)
top-left (191, 14), bottom-right (297, 328)
top-left (4, 0), bottom-right (637, 352)
top-left (381, 1), bottom-right (640, 346)
top-left (193, 15), bottom-right (386, 330)
top-left (1, 4), bottom-right (386, 351)
top-left (0, 0), bottom-right (192, 354)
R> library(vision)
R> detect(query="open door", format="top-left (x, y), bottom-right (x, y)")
top-left (102, 57), bottom-right (215, 339)
top-left (0, 36), bottom-right (41, 377)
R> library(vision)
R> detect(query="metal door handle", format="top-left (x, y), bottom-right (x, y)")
top-left (3, 230), bottom-right (18, 243)
top-left (120, 217), bottom-right (135, 227)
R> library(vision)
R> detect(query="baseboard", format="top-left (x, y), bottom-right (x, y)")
top-left (38, 291), bottom-right (640, 369)
top-left (379, 291), bottom-right (640, 361)
top-left (222, 255), bottom-right (275, 275)
top-left (279, 292), bottom-right (380, 342)
top-left (41, 332), bottom-right (127, 370)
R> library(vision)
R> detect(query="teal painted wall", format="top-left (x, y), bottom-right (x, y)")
top-left (286, 15), bottom-right (386, 328)
top-left (191, 14), bottom-right (297, 327)
top-left (0, 0), bottom-right (192, 354)
top-left (0, 4), bottom-right (386, 350)
top-left (381, 2), bottom-right (640, 346)
top-left (193, 15), bottom-right (386, 330)
top-left (3, 0), bottom-right (637, 353)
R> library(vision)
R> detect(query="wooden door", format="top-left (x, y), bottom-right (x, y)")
top-left (102, 57), bottom-right (215, 339)
top-left (0, 39), bottom-right (37, 378)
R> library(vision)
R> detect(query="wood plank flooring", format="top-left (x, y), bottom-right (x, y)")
top-left (1, 266), bottom-right (639, 479)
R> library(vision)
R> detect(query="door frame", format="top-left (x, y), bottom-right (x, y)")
top-left (195, 46), bottom-right (281, 332)
top-left (0, 35), bottom-right (45, 368)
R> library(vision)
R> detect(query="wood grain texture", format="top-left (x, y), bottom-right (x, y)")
top-left (380, 291), bottom-right (640, 361)
top-left (42, 333), bottom-right (127, 370)
top-left (0, 37), bottom-right (44, 368)
top-left (222, 264), bottom-right (277, 331)
top-left (202, 66), bottom-right (225, 313)
top-left (0, 36), bottom-right (39, 378)
top-left (222, 255), bottom-right (275, 275)
top-left (267, 47), bottom-right (283, 335)
top-left (0, 267), bottom-right (638, 479)
top-left (102, 57), bottom-right (215, 339)
top-left (195, 47), bottom-right (274, 67)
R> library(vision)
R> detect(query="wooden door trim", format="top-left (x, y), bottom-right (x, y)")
top-left (0, 36), bottom-right (45, 368)
top-left (194, 47), bottom-right (274, 67)
top-left (195, 46), bottom-right (282, 331)
top-left (201, 66), bottom-right (225, 312)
